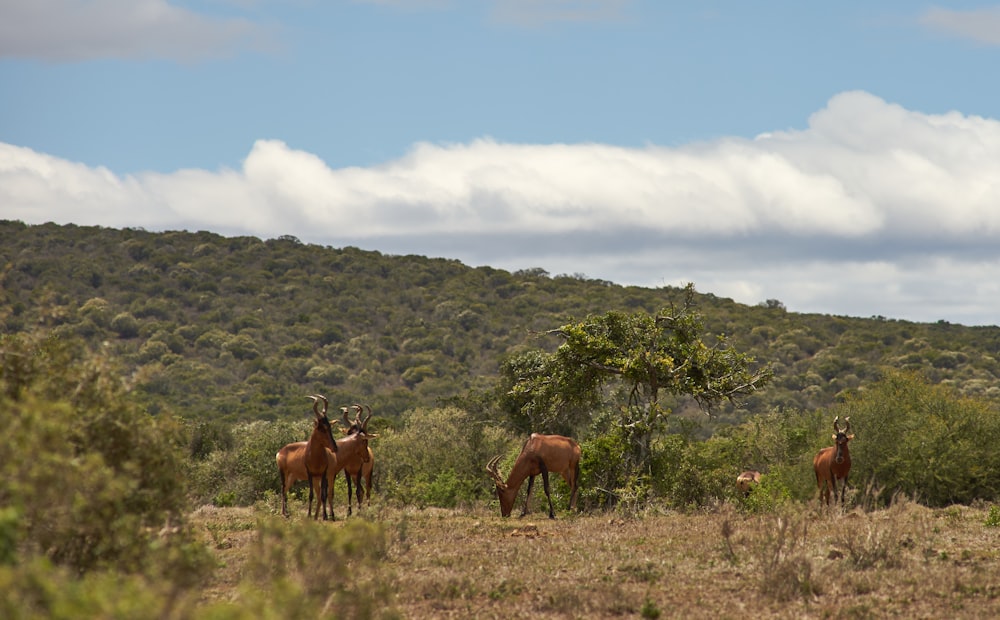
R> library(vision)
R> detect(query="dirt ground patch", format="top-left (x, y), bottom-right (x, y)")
top-left (191, 500), bottom-right (1000, 618)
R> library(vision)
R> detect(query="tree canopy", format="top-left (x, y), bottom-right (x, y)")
top-left (498, 284), bottom-right (772, 486)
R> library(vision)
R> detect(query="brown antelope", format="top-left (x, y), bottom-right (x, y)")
top-left (278, 415), bottom-right (373, 521)
top-left (275, 394), bottom-right (338, 519)
top-left (736, 470), bottom-right (762, 497)
top-left (813, 416), bottom-right (854, 506)
top-left (486, 433), bottom-right (581, 519)
top-left (340, 404), bottom-right (376, 515)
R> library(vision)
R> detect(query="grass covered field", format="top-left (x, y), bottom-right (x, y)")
top-left (192, 498), bottom-right (1000, 619)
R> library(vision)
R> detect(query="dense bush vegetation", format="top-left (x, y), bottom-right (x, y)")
top-left (0, 330), bottom-right (193, 573)
top-left (5, 220), bottom-right (1000, 433)
top-left (0, 330), bottom-right (392, 618)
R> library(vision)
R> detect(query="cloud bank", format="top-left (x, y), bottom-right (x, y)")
top-left (0, 0), bottom-right (275, 61)
top-left (920, 6), bottom-right (1000, 45)
top-left (4, 91), bottom-right (1000, 325)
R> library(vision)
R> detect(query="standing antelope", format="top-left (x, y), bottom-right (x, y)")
top-left (486, 433), bottom-right (581, 519)
top-left (278, 411), bottom-right (373, 521)
top-left (340, 404), bottom-right (376, 515)
top-left (275, 395), bottom-right (338, 519)
top-left (736, 470), bottom-right (762, 497)
top-left (813, 416), bottom-right (854, 506)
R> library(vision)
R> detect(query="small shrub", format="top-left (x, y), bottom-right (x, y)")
top-left (984, 505), bottom-right (1000, 528)
top-left (110, 312), bottom-right (139, 338)
top-left (741, 474), bottom-right (792, 514)
top-left (832, 499), bottom-right (921, 569)
top-left (748, 509), bottom-right (819, 602)
top-left (641, 598), bottom-right (662, 619)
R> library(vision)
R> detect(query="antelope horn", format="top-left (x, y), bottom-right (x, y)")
top-left (833, 416), bottom-right (843, 433)
top-left (362, 404), bottom-right (373, 430)
top-left (340, 406), bottom-right (351, 425)
top-left (316, 394), bottom-right (328, 415)
top-left (844, 416), bottom-right (852, 434)
top-left (308, 394), bottom-right (321, 417)
top-left (486, 455), bottom-right (507, 488)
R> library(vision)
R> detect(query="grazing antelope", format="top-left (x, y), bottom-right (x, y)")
top-left (486, 433), bottom-right (581, 519)
top-left (275, 395), bottom-right (338, 519)
top-left (340, 404), bottom-right (376, 515)
top-left (736, 470), bottom-right (762, 497)
top-left (813, 416), bottom-right (854, 506)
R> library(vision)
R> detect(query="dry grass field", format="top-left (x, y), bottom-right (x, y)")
top-left (191, 498), bottom-right (1000, 619)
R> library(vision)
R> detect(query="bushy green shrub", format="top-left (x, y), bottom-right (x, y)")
top-left (740, 474), bottom-right (792, 513)
top-left (720, 372), bottom-right (1000, 509)
top-left (0, 330), bottom-right (198, 573)
top-left (186, 419), bottom-right (304, 507)
top-left (377, 406), bottom-right (513, 507)
top-left (841, 371), bottom-right (1000, 507)
top-left (579, 429), bottom-right (630, 509)
top-left (110, 311), bottom-right (139, 337)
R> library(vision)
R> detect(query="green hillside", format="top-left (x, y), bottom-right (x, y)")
top-left (4, 219), bottom-right (1000, 430)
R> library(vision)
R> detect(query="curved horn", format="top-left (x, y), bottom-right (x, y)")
top-left (362, 404), bottom-right (373, 431)
top-left (486, 455), bottom-right (507, 488)
top-left (341, 406), bottom-right (352, 427)
top-left (844, 416), bottom-right (852, 434)
top-left (316, 394), bottom-right (328, 415)
top-left (833, 416), bottom-right (843, 433)
top-left (307, 394), bottom-right (321, 417)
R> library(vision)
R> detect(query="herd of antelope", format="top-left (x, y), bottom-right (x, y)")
top-left (277, 395), bottom-right (856, 520)
top-left (276, 395), bottom-right (377, 520)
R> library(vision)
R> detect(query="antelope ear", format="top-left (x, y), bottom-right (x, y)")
top-left (831, 433), bottom-right (838, 440)
top-left (847, 434), bottom-right (855, 440)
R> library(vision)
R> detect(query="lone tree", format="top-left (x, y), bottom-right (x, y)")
top-left (498, 284), bottom-right (772, 485)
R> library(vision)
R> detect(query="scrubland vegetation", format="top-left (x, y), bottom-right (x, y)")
top-left (6, 313), bottom-right (1000, 618)
top-left (5, 221), bottom-right (1000, 618)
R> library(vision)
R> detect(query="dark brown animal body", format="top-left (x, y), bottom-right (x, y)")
top-left (278, 432), bottom-right (371, 521)
top-left (339, 405), bottom-right (376, 516)
top-left (736, 470), bottom-right (762, 497)
top-left (486, 433), bottom-right (581, 519)
top-left (813, 416), bottom-right (854, 506)
top-left (276, 395), bottom-right (338, 519)
top-left (343, 446), bottom-right (374, 514)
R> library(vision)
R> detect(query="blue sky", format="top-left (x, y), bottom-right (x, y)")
top-left (3, 1), bottom-right (1000, 326)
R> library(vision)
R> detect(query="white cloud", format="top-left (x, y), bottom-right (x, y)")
top-left (0, 0), bottom-right (276, 61)
top-left (4, 91), bottom-right (1000, 325)
top-left (920, 6), bottom-right (1000, 45)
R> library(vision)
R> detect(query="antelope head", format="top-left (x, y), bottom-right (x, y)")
top-left (831, 416), bottom-right (854, 464)
top-left (486, 455), bottom-right (519, 516)
top-left (307, 394), bottom-right (336, 452)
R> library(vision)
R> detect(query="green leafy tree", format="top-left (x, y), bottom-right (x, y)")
top-left (500, 284), bottom-right (772, 487)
